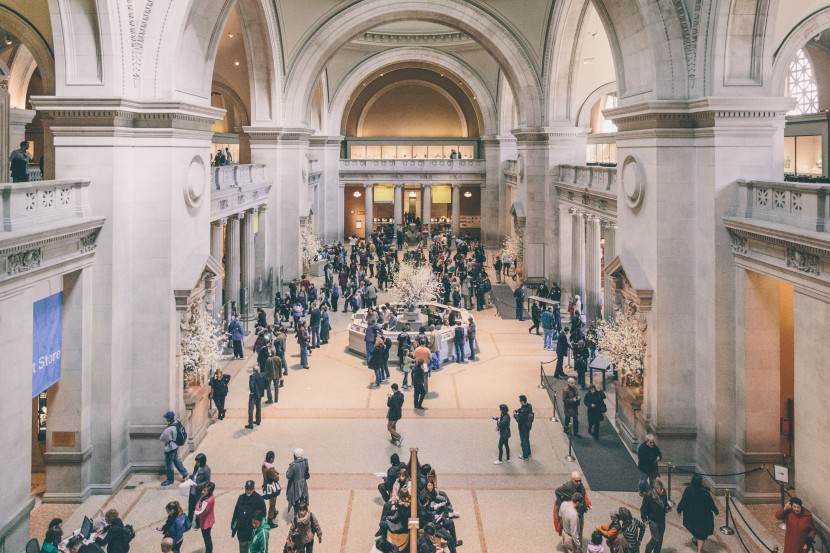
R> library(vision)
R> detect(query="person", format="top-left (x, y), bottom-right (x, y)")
top-left (286, 448), bottom-right (310, 514)
top-left (245, 368), bottom-right (268, 429)
top-left (231, 480), bottom-right (266, 553)
top-left (41, 528), bottom-right (63, 553)
top-left (297, 320), bottom-right (311, 369)
top-left (514, 395), bottom-right (534, 460)
top-left (637, 434), bottom-right (662, 494)
top-left (618, 506), bottom-right (646, 553)
top-left (555, 328), bottom-right (571, 379)
top-left (563, 378), bottom-right (582, 437)
top-left (365, 317), bottom-right (382, 362)
top-left (289, 500), bottom-right (323, 553)
top-left (225, 147), bottom-right (234, 164)
top-left (589, 530), bottom-right (605, 553)
top-left (330, 284), bottom-right (340, 312)
top-left (209, 369), bottom-right (230, 420)
top-left (264, 347), bottom-right (282, 403)
top-left (466, 317), bottom-right (477, 361)
top-left (494, 256), bottom-right (503, 283)
top-left (160, 501), bottom-right (188, 552)
top-left (775, 497), bottom-right (816, 553)
top-left (9, 141), bottom-right (31, 182)
top-left (597, 511), bottom-right (622, 545)
top-left (559, 493), bottom-right (584, 553)
top-left (194, 482), bottom-right (216, 553)
top-left (529, 300), bottom-right (541, 334)
top-left (369, 335), bottom-right (386, 388)
top-left (160, 538), bottom-right (173, 553)
top-left (387, 383), bottom-right (404, 446)
top-left (573, 331), bottom-right (589, 390)
top-left (541, 305), bottom-right (555, 351)
top-left (585, 384), bottom-right (607, 439)
top-left (249, 512), bottom-right (269, 553)
top-left (676, 474), bottom-right (719, 553)
top-left (229, 313), bottom-right (245, 359)
top-left (262, 451), bottom-right (281, 528)
top-left (308, 302), bottom-right (321, 348)
top-left (452, 320), bottom-right (465, 363)
top-left (159, 411), bottom-right (189, 487)
top-left (492, 403), bottom-right (511, 465)
top-left (640, 478), bottom-right (670, 553)
top-left (514, 283), bottom-right (525, 320)
top-left (554, 472), bottom-right (592, 545)
top-left (319, 305), bottom-right (331, 344)
top-left (401, 348), bottom-right (413, 390)
top-left (379, 453), bottom-right (407, 502)
top-left (412, 359), bottom-right (427, 409)
top-left (93, 509), bottom-right (131, 553)
top-left (275, 326), bottom-right (288, 375)
top-left (188, 453), bottom-right (211, 521)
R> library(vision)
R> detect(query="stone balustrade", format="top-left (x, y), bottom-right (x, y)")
top-left (734, 179), bottom-right (830, 233)
top-left (340, 158), bottom-right (486, 172)
top-left (556, 164), bottom-right (618, 192)
top-left (1, 179), bottom-right (92, 232)
top-left (211, 164), bottom-right (268, 191)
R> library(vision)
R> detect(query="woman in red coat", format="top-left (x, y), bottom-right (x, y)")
top-left (775, 497), bottom-right (816, 553)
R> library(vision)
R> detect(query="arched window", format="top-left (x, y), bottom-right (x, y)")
top-left (599, 93), bottom-right (618, 133)
top-left (787, 48), bottom-right (819, 115)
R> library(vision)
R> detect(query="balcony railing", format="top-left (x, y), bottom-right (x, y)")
top-left (1, 179), bottom-right (92, 232)
top-left (212, 164), bottom-right (268, 191)
top-left (340, 158), bottom-right (486, 172)
top-left (734, 179), bottom-right (830, 232)
top-left (556, 164), bottom-right (617, 192)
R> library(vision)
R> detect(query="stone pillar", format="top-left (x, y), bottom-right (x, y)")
top-left (364, 183), bottom-right (374, 239)
top-left (394, 183), bottom-right (404, 228)
top-left (451, 183), bottom-right (461, 235)
top-left (558, 203), bottom-right (573, 307)
top-left (585, 215), bottom-right (602, 322)
top-left (254, 205), bottom-right (268, 305)
top-left (571, 209), bottom-right (585, 299)
top-left (481, 135), bottom-right (517, 248)
top-left (225, 214), bottom-right (241, 312)
top-left (240, 209), bottom-right (255, 316)
top-left (0, 77), bottom-right (9, 182)
top-left (602, 222), bottom-right (617, 319)
top-left (513, 129), bottom-right (551, 283)
top-left (422, 184), bottom-right (432, 232)
top-left (310, 135), bottom-right (343, 244)
top-left (210, 219), bottom-right (225, 316)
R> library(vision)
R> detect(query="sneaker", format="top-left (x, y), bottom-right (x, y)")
top-left (492, 460), bottom-right (502, 465)
top-left (449, 512), bottom-right (460, 519)
top-left (506, 459), bottom-right (511, 463)
top-left (160, 480), bottom-right (174, 487)
top-left (456, 540), bottom-right (463, 546)
top-left (518, 456), bottom-right (526, 460)
top-left (245, 424), bottom-right (254, 429)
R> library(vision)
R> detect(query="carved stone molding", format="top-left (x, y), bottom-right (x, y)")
top-left (786, 248), bottom-right (820, 275)
top-left (79, 229), bottom-right (101, 254)
top-left (621, 155), bottom-right (645, 209)
top-left (7, 248), bottom-right (42, 275)
top-left (731, 235), bottom-right (748, 255)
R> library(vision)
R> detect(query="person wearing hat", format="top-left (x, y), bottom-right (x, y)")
top-left (285, 449), bottom-right (310, 515)
top-left (159, 411), bottom-right (189, 487)
top-left (597, 511), bottom-right (622, 546)
top-left (231, 480), bottom-right (266, 553)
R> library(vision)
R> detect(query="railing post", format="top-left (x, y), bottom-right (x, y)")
top-left (565, 421), bottom-right (576, 462)
top-left (551, 391), bottom-right (558, 423)
top-left (667, 463), bottom-right (673, 505)
top-left (719, 493), bottom-right (735, 535)
top-left (538, 364), bottom-right (546, 389)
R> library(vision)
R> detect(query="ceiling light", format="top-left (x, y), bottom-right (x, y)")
top-left (440, 74), bottom-right (444, 77)
top-left (583, 58), bottom-right (594, 65)
top-left (408, 191), bottom-right (416, 198)
top-left (380, 73), bottom-right (384, 76)
top-left (353, 190), bottom-right (362, 198)
top-left (464, 191), bottom-right (472, 198)
top-left (228, 33), bottom-right (234, 38)
top-left (4, 36), bottom-right (11, 46)
top-left (234, 60), bottom-right (240, 66)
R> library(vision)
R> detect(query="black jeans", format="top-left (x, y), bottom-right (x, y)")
top-left (555, 354), bottom-right (566, 377)
top-left (645, 521), bottom-right (664, 553)
top-left (519, 427), bottom-right (531, 458)
top-left (564, 414), bottom-right (579, 435)
top-left (498, 436), bottom-right (510, 461)
top-left (248, 395), bottom-right (261, 425)
top-left (232, 340), bottom-right (243, 359)
top-left (214, 393), bottom-right (226, 419)
top-left (201, 527), bottom-right (213, 553)
top-left (414, 385), bottom-right (426, 408)
top-left (588, 418), bottom-right (601, 439)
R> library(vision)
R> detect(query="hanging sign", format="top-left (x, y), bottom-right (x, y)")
top-left (32, 292), bottom-right (63, 397)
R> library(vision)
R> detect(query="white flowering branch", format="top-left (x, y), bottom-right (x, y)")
top-left (503, 232), bottom-right (523, 262)
top-left (301, 221), bottom-right (323, 269)
top-left (181, 303), bottom-right (226, 384)
top-left (388, 260), bottom-right (444, 306)
top-left (597, 308), bottom-right (646, 388)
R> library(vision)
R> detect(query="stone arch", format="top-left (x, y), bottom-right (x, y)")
top-left (0, 4), bottom-right (55, 95)
top-left (545, 0), bottom-right (689, 121)
top-left (211, 81), bottom-right (250, 130)
top-left (769, 6), bottom-right (830, 97)
top-left (498, 72), bottom-right (518, 134)
top-left (163, 0), bottom-right (282, 122)
top-left (7, 44), bottom-right (39, 109)
top-left (284, 0), bottom-right (543, 129)
top-left (575, 81), bottom-right (617, 127)
top-left (326, 48), bottom-right (497, 136)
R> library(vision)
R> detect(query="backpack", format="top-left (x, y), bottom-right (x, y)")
top-left (454, 326), bottom-right (465, 341)
top-left (526, 410), bottom-right (535, 427)
top-left (173, 421), bottom-right (187, 447)
top-left (183, 514), bottom-right (193, 532)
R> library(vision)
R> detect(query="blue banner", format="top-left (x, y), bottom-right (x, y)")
top-left (32, 292), bottom-right (63, 398)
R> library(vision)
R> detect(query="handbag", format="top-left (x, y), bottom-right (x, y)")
top-left (601, 401), bottom-right (608, 413)
top-left (262, 479), bottom-right (281, 499)
top-left (178, 479), bottom-right (195, 497)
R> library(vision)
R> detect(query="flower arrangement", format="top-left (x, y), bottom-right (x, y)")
top-left (503, 232), bottom-right (523, 262)
top-left (181, 303), bottom-right (226, 384)
top-left (388, 260), bottom-right (444, 307)
top-left (597, 307), bottom-right (646, 388)
top-left (301, 221), bottom-right (323, 269)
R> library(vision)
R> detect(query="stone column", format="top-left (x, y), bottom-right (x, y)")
top-left (240, 208), bottom-right (255, 317)
top-left (602, 222), bottom-right (617, 319)
top-left (210, 219), bottom-right (225, 316)
top-left (0, 77), bottom-right (9, 182)
top-left (558, 202), bottom-right (574, 307)
top-left (571, 209), bottom-right (585, 299)
top-left (585, 215), bottom-right (602, 322)
top-left (394, 183), bottom-right (404, 228)
top-left (254, 205), bottom-right (268, 305)
top-left (422, 183), bottom-right (432, 232)
top-left (225, 214), bottom-right (241, 313)
top-left (481, 135), bottom-right (517, 248)
top-left (451, 183), bottom-right (462, 235)
top-left (363, 183), bottom-right (374, 239)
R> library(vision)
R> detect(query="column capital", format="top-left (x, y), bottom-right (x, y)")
top-left (451, 182), bottom-right (463, 189)
top-left (245, 207), bottom-right (256, 215)
top-left (363, 182), bottom-right (374, 190)
top-left (212, 218), bottom-right (227, 226)
top-left (602, 221), bottom-right (618, 229)
top-left (422, 182), bottom-right (433, 189)
top-left (586, 214), bottom-right (600, 222)
top-left (230, 212), bottom-right (244, 221)
top-left (258, 204), bottom-right (267, 213)
top-left (393, 182), bottom-right (405, 189)
top-left (568, 207), bottom-right (583, 216)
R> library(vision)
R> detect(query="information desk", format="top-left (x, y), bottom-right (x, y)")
top-left (588, 355), bottom-right (613, 390)
top-left (526, 295), bottom-right (560, 313)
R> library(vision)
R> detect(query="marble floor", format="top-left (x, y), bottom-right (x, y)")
top-left (30, 276), bottom-right (785, 553)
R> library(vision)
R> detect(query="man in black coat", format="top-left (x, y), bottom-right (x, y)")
top-left (514, 284), bottom-right (526, 320)
top-left (386, 384), bottom-right (405, 446)
top-left (550, 283), bottom-right (563, 329)
top-left (412, 360), bottom-right (427, 409)
top-left (513, 395), bottom-right (534, 460)
top-left (245, 369), bottom-right (268, 429)
top-left (378, 454), bottom-right (407, 502)
top-left (555, 327), bottom-right (571, 379)
top-left (231, 480), bottom-right (266, 553)
top-left (637, 434), bottom-right (663, 494)
top-left (529, 301), bottom-right (542, 334)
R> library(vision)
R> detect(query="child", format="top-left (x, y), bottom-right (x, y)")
top-left (589, 530), bottom-right (606, 553)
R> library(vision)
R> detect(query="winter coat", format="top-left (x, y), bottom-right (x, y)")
top-left (195, 495), bottom-right (216, 530)
top-left (677, 485), bottom-right (719, 540)
top-left (369, 344), bottom-right (386, 370)
top-left (231, 492), bottom-right (266, 541)
top-left (159, 422), bottom-right (179, 453)
top-left (556, 333), bottom-right (570, 356)
top-left (387, 390), bottom-right (404, 421)
top-left (229, 318), bottom-right (244, 341)
top-left (94, 518), bottom-right (131, 553)
top-left (286, 457), bottom-right (310, 507)
top-left (563, 385), bottom-right (580, 417)
top-left (496, 413), bottom-right (511, 439)
top-left (291, 510), bottom-right (322, 545)
top-left (776, 506), bottom-right (816, 553)
top-left (514, 403), bottom-right (534, 431)
top-left (209, 374), bottom-right (230, 398)
top-left (637, 443), bottom-right (663, 475)
top-left (249, 523), bottom-right (269, 553)
top-left (640, 489), bottom-right (669, 525)
top-left (585, 390), bottom-right (606, 424)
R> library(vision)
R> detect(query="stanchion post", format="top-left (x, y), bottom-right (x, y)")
top-left (667, 463), bottom-right (673, 506)
top-left (719, 493), bottom-right (735, 535)
top-left (565, 421), bottom-right (576, 462)
top-left (778, 485), bottom-right (787, 530)
top-left (551, 391), bottom-right (558, 423)
top-left (538, 364), bottom-right (546, 389)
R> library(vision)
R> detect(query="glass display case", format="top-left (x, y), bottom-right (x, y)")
top-left (345, 139), bottom-right (480, 159)
top-left (784, 135), bottom-right (822, 176)
top-left (586, 142), bottom-right (617, 165)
